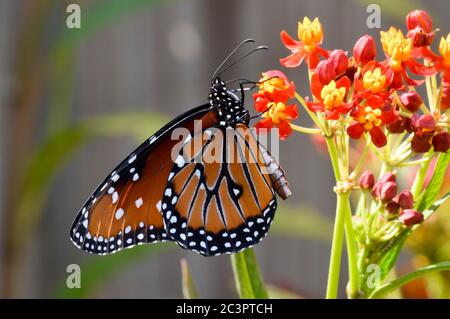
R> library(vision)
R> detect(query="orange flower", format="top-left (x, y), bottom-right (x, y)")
top-left (253, 70), bottom-right (298, 140)
top-left (354, 61), bottom-right (393, 98)
top-left (255, 102), bottom-right (298, 140)
top-left (307, 76), bottom-right (352, 119)
top-left (380, 27), bottom-right (435, 88)
top-left (280, 17), bottom-right (329, 69)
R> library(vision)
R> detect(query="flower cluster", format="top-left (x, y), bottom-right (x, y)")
top-left (252, 9), bottom-right (449, 299)
top-left (253, 10), bottom-right (449, 151)
top-left (359, 171), bottom-right (424, 226)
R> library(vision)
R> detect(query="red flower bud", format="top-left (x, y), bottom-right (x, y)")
top-left (329, 49), bottom-right (348, 77)
top-left (412, 114), bottom-right (436, 131)
top-left (400, 91), bottom-right (423, 113)
top-left (385, 201), bottom-right (399, 214)
top-left (315, 60), bottom-right (336, 84)
top-left (432, 132), bottom-right (450, 153)
top-left (353, 35), bottom-right (376, 66)
top-left (359, 171), bottom-right (375, 190)
top-left (380, 181), bottom-right (398, 203)
top-left (406, 10), bottom-right (433, 33)
top-left (387, 116), bottom-right (413, 134)
top-left (379, 172), bottom-right (397, 184)
top-left (395, 190), bottom-right (414, 209)
top-left (411, 134), bottom-right (432, 153)
top-left (399, 209), bottom-right (424, 226)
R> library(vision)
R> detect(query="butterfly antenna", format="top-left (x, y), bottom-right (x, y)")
top-left (216, 46), bottom-right (268, 79)
top-left (211, 39), bottom-right (255, 81)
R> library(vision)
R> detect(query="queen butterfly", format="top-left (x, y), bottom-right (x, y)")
top-left (70, 39), bottom-right (292, 256)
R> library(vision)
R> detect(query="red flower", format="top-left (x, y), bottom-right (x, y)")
top-left (347, 96), bottom-right (398, 147)
top-left (380, 27), bottom-right (435, 88)
top-left (254, 70), bottom-right (295, 105)
top-left (354, 61), bottom-right (393, 98)
top-left (307, 75), bottom-right (352, 120)
top-left (253, 70), bottom-right (298, 140)
top-left (280, 17), bottom-right (329, 69)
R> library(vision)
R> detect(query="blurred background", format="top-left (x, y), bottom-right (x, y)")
top-left (0, 0), bottom-right (449, 298)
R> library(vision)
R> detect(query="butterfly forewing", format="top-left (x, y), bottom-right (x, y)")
top-left (161, 125), bottom-right (277, 256)
top-left (70, 104), bottom-right (215, 255)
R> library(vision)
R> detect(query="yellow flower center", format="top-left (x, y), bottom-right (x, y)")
top-left (439, 33), bottom-right (450, 67)
top-left (380, 27), bottom-right (412, 71)
top-left (259, 76), bottom-right (286, 94)
top-left (320, 80), bottom-right (346, 110)
top-left (362, 68), bottom-right (386, 93)
top-left (298, 17), bottom-right (323, 52)
top-left (358, 106), bottom-right (382, 131)
top-left (263, 102), bottom-right (289, 124)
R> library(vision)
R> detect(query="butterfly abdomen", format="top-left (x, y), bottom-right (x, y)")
top-left (261, 147), bottom-right (292, 200)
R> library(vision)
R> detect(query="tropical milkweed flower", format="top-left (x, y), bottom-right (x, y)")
top-left (253, 70), bottom-right (298, 140)
top-left (411, 114), bottom-right (450, 153)
top-left (380, 27), bottom-right (435, 88)
top-left (307, 76), bottom-right (352, 120)
top-left (347, 96), bottom-right (398, 147)
top-left (280, 17), bottom-right (329, 69)
top-left (354, 61), bottom-right (393, 98)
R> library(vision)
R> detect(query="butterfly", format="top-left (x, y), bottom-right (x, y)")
top-left (70, 39), bottom-right (292, 256)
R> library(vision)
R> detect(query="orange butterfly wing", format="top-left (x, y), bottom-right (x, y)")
top-left (70, 105), bottom-right (218, 254)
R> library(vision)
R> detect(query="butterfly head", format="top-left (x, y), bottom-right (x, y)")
top-left (209, 77), bottom-right (249, 127)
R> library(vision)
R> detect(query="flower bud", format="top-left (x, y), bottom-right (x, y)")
top-left (359, 171), bottom-right (375, 190)
top-left (385, 201), bottom-right (399, 214)
top-left (399, 209), bottom-right (424, 226)
top-left (329, 49), bottom-right (348, 77)
top-left (379, 172), bottom-right (397, 184)
top-left (400, 91), bottom-right (423, 113)
top-left (353, 35), bottom-right (376, 66)
top-left (406, 10), bottom-right (433, 33)
top-left (395, 190), bottom-right (414, 209)
top-left (412, 114), bottom-right (436, 131)
top-left (411, 134), bottom-right (432, 153)
top-left (380, 181), bottom-right (398, 203)
top-left (315, 60), bottom-right (336, 84)
top-left (432, 132), bottom-right (450, 153)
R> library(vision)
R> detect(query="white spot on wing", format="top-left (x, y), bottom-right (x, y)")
top-left (114, 208), bottom-right (124, 220)
top-left (128, 154), bottom-right (137, 164)
top-left (135, 197), bottom-right (143, 208)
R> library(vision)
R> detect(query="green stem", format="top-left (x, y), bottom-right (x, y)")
top-left (326, 192), bottom-right (348, 299)
top-left (344, 196), bottom-right (360, 298)
top-left (230, 248), bottom-right (268, 299)
top-left (410, 152), bottom-right (434, 199)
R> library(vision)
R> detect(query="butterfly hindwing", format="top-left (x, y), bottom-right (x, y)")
top-left (161, 124), bottom-right (277, 256)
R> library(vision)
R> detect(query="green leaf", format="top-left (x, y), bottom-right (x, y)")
top-left (369, 261), bottom-right (450, 299)
top-left (54, 243), bottom-right (169, 298)
top-left (375, 229), bottom-right (411, 284)
top-left (180, 259), bottom-right (199, 299)
top-left (270, 204), bottom-right (333, 243)
top-left (417, 152), bottom-right (450, 212)
top-left (13, 112), bottom-right (168, 249)
top-left (422, 192), bottom-right (450, 221)
top-left (230, 249), bottom-right (268, 299)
